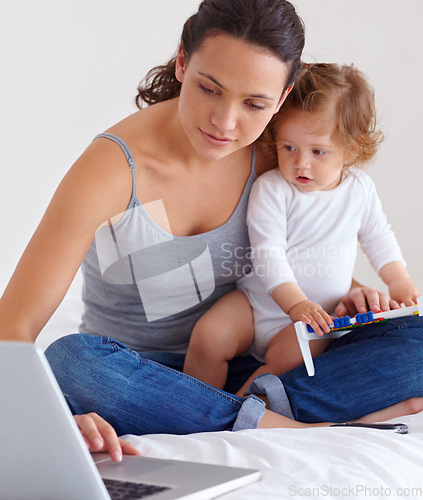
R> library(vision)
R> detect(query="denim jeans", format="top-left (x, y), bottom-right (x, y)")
top-left (248, 315), bottom-right (423, 423)
top-left (45, 334), bottom-right (266, 436)
top-left (45, 315), bottom-right (423, 434)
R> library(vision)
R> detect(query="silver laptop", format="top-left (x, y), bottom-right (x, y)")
top-left (0, 342), bottom-right (260, 499)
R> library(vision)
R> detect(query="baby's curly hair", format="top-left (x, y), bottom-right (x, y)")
top-left (260, 63), bottom-right (384, 168)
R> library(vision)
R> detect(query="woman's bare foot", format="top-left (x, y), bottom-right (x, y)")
top-left (353, 397), bottom-right (423, 424)
top-left (255, 395), bottom-right (423, 427)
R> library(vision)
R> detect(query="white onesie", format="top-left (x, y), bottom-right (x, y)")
top-left (238, 167), bottom-right (405, 361)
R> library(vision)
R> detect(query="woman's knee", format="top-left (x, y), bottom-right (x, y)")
top-left (44, 333), bottom-right (117, 394)
top-left (44, 333), bottom-right (137, 416)
top-left (45, 333), bottom-right (102, 368)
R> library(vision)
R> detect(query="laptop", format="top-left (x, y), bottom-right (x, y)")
top-left (0, 342), bottom-right (260, 499)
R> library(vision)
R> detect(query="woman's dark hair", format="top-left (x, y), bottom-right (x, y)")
top-left (136, 0), bottom-right (305, 108)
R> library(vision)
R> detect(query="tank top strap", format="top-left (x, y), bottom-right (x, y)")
top-left (94, 133), bottom-right (137, 203)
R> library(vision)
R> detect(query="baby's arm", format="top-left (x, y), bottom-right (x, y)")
top-left (379, 262), bottom-right (421, 306)
top-left (271, 282), bottom-right (333, 335)
top-left (358, 173), bottom-right (420, 307)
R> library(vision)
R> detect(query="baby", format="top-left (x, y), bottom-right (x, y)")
top-left (183, 63), bottom-right (421, 395)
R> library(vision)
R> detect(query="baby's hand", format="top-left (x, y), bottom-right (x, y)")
top-left (388, 279), bottom-right (421, 307)
top-left (289, 300), bottom-right (333, 335)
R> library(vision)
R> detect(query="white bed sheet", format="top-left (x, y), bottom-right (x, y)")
top-left (36, 273), bottom-right (423, 499)
top-left (123, 420), bottom-right (423, 499)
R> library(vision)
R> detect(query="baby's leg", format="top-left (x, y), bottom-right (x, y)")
top-left (236, 324), bottom-right (331, 396)
top-left (265, 324), bottom-right (332, 374)
top-left (183, 291), bottom-right (254, 389)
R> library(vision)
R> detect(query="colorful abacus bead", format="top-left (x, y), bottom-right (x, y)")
top-left (333, 316), bottom-right (351, 329)
top-left (355, 311), bottom-right (374, 324)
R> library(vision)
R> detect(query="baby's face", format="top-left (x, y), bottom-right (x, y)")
top-left (275, 107), bottom-right (346, 192)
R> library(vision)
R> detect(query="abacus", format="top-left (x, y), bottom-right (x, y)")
top-left (295, 296), bottom-right (423, 376)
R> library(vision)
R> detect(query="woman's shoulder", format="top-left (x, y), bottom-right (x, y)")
top-left (108, 99), bottom-right (175, 147)
top-left (61, 128), bottom-right (139, 225)
top-left (72, 102), bottom-right (169, 205)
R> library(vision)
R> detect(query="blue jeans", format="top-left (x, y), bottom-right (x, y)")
top-left (45, 315), bottom-right (423, 434)
top-left (45, 335), bottom-right (266, 436)
top-left (250, 315), bottom-right (423, 422)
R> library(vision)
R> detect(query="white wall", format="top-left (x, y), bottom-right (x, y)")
top-left (1, 0), bottom-right (422, 295)
top-left (293, 0), bottom-right (423, 292)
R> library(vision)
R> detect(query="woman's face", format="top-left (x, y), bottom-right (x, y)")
top-left (176, 33), bottom-right (291, 161)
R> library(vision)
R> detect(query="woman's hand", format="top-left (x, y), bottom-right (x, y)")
top-left (74, 413), bottom-right (141, 462)
top-left (334, 286), bottom-right (400, 318)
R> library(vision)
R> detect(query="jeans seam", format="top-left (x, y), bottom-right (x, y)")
top-left (378, 319), bottom-right (406, 335)
top-left (103, 337), bottom-right (124, 353)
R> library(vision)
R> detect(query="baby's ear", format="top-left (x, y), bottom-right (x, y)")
top-left (275, 83), bottom-right (294, 114)
top-left (343, 142), bottom-right (360, 167)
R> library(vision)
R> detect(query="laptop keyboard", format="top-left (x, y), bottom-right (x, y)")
top-left (104, 478), bottom-right (171, 499)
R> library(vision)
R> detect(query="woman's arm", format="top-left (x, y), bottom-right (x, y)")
top-left (0, 139), bottom-right (133, 342)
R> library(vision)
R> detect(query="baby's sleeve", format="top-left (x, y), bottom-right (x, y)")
top-left (246, 172), bottom-right (297, 294)
top-left (358, 175), bottom-right (406, 272)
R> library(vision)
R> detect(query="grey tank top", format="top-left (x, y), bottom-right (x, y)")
top-left (79, 133), bottom-right (257, 353)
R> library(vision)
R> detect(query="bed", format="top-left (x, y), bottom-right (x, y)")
top-left (36, 272), bottom-right (423, 499)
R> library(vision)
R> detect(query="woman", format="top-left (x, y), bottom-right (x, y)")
top-left (1, 0), bottom-right (421, 462)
